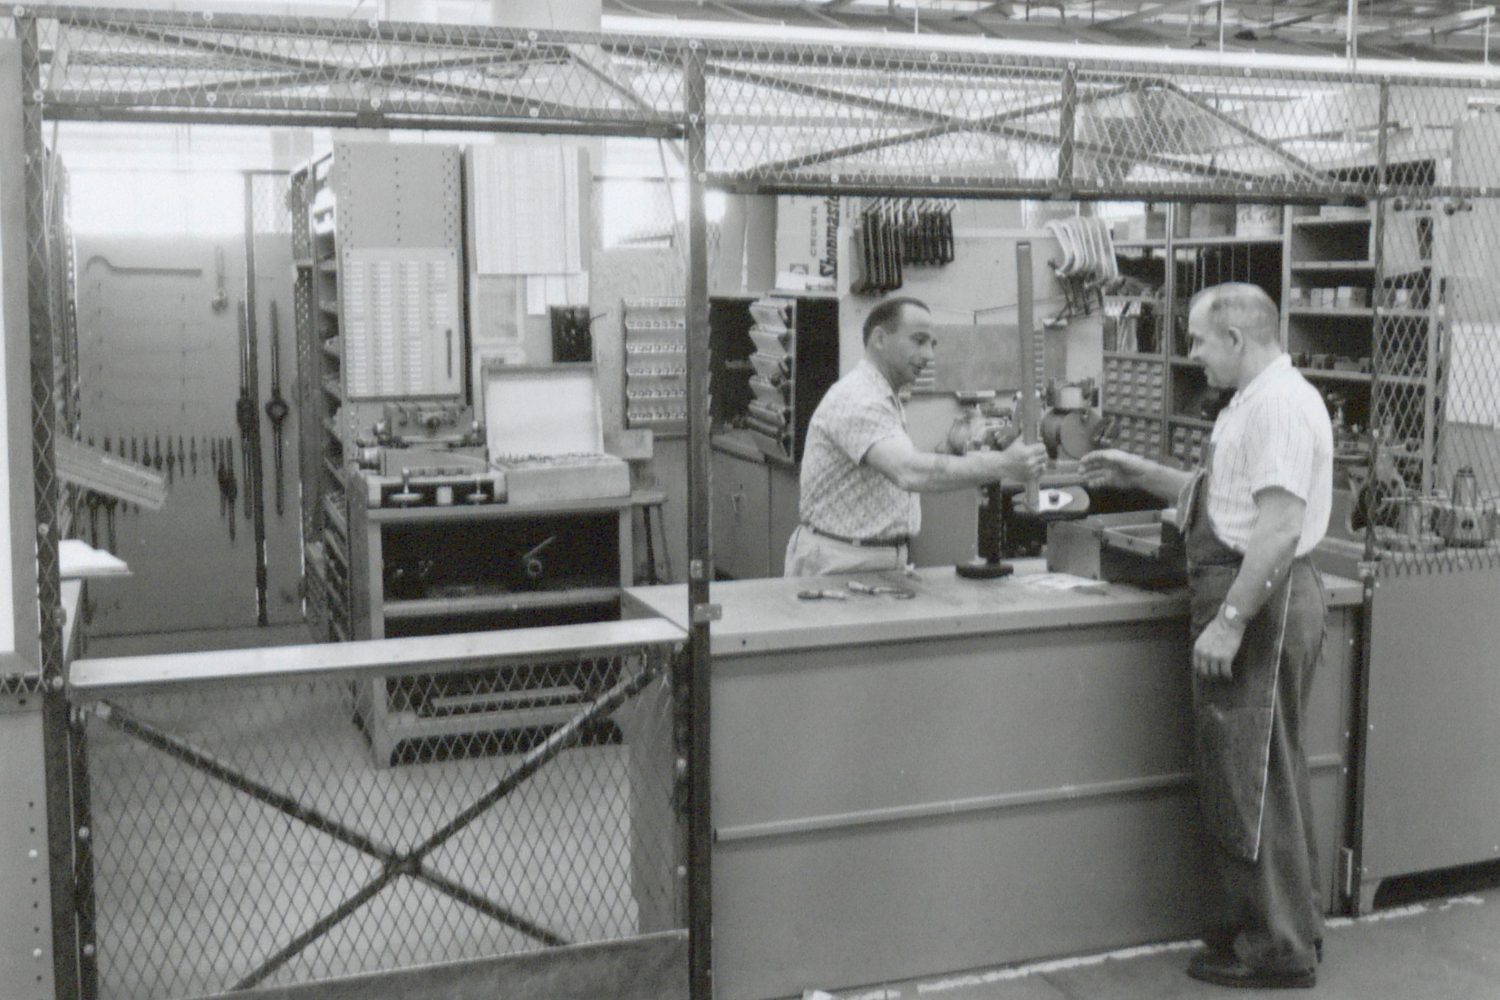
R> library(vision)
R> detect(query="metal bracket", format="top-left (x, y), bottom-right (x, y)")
top-left (1339, 846), bottom-right (1357, 903)
top-left (691, 603), bottom-right (722, 625)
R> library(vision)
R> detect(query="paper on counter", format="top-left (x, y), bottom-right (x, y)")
top-left (1017, 572), bottom-right (1107, 595)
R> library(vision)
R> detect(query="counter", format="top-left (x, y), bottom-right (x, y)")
top-left (626, 563), bottom-right (1361, 1000)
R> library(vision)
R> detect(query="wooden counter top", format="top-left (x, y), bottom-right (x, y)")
top-left (625, 560), bottom-right (1361, 658)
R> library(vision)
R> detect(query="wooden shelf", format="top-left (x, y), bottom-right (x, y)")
top-left (1292, 215), bottom-right (1371, 227)
top-left (1173, 235), bottom-right (1284, 248)
top-left (1288, 261), bottom-right (1375, 272)
top-left (383, 587), bottom-right (621, 620)
top-left (1288, 306), bottom-right (1374, 318)
top-left (365, 493), bottom-right (636, 523)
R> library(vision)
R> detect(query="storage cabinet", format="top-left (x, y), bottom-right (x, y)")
top-left (346, 486), bottom-right (633, 764)
top-left (711, 441), bottom-right (800, 580)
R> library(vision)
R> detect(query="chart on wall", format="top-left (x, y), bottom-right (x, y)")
top-left (75, 230), bottom-right (302, 637)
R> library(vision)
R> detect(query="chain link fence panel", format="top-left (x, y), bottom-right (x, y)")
top-left (72, 640), bottom-right (682, 999)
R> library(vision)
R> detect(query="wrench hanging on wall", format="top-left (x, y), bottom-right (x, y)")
top-left (264, 300), bottom-right (291, 518)
top-left (235, 301), bottom-right (257, 522)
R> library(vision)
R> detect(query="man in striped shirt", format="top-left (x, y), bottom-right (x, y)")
top-left (785, 296), bottom-right (1048, 576)
top-left (1082, 283), bottom-right (1332, 990)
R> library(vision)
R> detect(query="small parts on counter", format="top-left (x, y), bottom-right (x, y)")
top-left (846, 579), bottom-right (916, 599)
top-left (799, 579), bottom-right (918, 601)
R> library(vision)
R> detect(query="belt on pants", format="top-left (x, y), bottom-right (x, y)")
top-left (802, 523), bottom-right (910, 548)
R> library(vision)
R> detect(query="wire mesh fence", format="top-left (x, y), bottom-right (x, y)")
top-left (71, 640), bottom-right (682, 999)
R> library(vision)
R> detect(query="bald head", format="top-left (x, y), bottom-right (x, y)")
top-left (1189, 282), bottom-right (1280, 348)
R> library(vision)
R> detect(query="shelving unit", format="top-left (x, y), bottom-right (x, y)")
top-left (623, 297), bottom-right (688, 436)
top-left (1102, 206), bottom-right (1284, 465)
top-left (1283, 205), bottom-right (1443, 490)
top-left (291, 142), bottom-right (467, 643)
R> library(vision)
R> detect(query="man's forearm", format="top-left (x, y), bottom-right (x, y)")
top-left (897, 449), bottom-right (1012, 492)
top-left (1135, 461), bottom-right (1194, 504)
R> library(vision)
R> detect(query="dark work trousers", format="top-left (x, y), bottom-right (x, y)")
top-left (1182, 468), bottom-right (1326, 974)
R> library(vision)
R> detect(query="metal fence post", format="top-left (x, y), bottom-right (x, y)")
top-left (18, 10), bottom-right (81, 998)
top-left (683, 42), bottom-right (714, 1000)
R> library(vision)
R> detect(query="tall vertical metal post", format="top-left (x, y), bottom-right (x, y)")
top-left (242, 173), bottom-right (269, 626)
top-left (682, 43), bottom-right (715, 1000)
top-left (1348, 78), bottom-right (1392, 914)
top-left (17, 12), bottom-right (79, 998)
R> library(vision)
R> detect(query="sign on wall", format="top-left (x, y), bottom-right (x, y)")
top-left (774, 195), bottom-right (839, 292)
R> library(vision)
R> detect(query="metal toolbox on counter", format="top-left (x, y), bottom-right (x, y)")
top-left (1046, 510), bottom-right (1186, 588)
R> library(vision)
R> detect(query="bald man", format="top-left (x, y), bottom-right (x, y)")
top-left (1082, 283), bottom-right (1332, 990)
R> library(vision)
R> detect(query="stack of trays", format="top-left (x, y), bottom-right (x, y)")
top-left (745, 297), bottom-right (795, 459)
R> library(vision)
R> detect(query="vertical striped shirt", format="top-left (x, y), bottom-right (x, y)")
top-left (798, 359), bottom-right (922, 541)
top-left (1207, 354), bottom-right (1333, 557)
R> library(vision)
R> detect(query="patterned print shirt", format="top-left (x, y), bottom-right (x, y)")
top-left (1207, 353), bottom-right (1333, 556)
top-left (797, 359), bottom-right (922, 541)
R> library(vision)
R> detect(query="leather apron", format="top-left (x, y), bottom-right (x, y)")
top-left (1181, 467), bottom-right (1305, 863)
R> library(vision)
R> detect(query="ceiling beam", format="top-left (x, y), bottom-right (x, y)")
top-left (1096, 0), bottom-right (1221, 29)
top-left (1359, 5), bottom-right (1493, 43)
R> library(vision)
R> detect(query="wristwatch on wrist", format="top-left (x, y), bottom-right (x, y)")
top-left (1219, 602), bottom-right (1245, 628)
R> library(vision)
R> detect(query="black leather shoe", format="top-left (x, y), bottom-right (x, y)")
top-left (1187, 952), bottom-right (1317, 990)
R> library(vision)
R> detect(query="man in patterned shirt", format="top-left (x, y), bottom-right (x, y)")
top-left (1082, 283), bottom-right (1332, 990)
top-left (784, 296), bottom-right (1048, 576)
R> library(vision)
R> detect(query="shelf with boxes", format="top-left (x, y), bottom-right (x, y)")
top-left (623, 297), bottom-right (688, 436)
top-left (1102, 203), bottom-right (1284, 465)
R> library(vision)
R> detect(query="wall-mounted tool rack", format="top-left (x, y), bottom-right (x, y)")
top-left (623, 297), bottom-right (688, 437)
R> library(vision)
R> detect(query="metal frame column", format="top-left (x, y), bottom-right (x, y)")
top-left (682, 43), bottom-right (715, 1000)
top-left (17, 11), bottom-right (80, 998)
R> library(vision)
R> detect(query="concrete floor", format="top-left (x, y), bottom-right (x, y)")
top-left (811, 879), bottom-right (1500, 1000)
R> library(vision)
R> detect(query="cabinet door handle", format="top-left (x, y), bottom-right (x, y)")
top-left (731, 488), bottom-right (745, 514)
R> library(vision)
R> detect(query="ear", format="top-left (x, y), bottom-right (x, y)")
top-left (1224, 325), bottom-right (1245, 350)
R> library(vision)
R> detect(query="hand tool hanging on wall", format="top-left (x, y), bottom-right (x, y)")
top-left (263, 300), bottom-right (291, 518)
top-left (235, 302), bottom-right (257, 522)
top-left (217, 435), bottom-right (237, 544)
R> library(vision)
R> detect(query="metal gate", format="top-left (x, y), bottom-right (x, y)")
top-left (66, 626), bottom-right (684, 999)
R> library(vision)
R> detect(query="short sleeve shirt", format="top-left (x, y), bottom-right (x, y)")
top-left (797, 360), bottom-right (921, 541)
top-left (1207, 354), bottom-right (1334, 556)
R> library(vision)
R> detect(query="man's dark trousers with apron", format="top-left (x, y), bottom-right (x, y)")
top-left (1183, 466), bottom-right (1326, 975)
